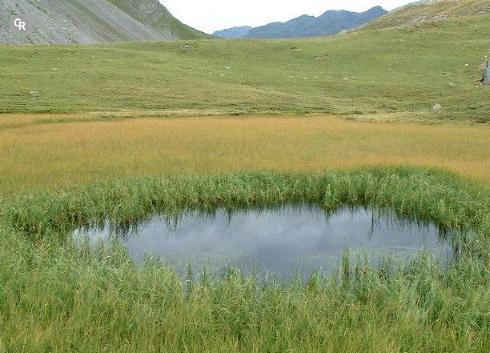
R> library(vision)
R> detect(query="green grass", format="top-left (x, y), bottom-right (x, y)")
top-left (0, 168), bottom-right (489, 352)
top-left (1, 14), bottom-right (489, 122)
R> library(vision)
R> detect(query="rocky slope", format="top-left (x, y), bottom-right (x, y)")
top-left (0, 0), bottom-right (207, 44)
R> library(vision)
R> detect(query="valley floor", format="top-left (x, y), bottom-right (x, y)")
top-left (1, 4), bottom-right (490, 351)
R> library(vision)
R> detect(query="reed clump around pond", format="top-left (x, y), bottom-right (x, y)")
top-left (0, 167), bottom-right (489, 352)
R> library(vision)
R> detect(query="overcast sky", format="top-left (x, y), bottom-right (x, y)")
top-left (162, 0), bottom-right (413, 33)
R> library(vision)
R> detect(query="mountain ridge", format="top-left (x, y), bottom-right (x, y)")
top-left (214, 6), bottom-right (387, 39)
top-left (214, 26), bottom-right (253, 39)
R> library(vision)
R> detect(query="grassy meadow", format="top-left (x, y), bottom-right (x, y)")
top-left (1, 3), bottom-right (490, 352)
top-left (0, 14), bottom-right (489, 122)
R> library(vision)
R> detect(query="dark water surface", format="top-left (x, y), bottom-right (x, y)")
top-left (73, 206), bottom-right (454, 279)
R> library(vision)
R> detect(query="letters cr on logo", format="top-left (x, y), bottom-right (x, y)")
top-left (14, 18), bottom-right (26, 31)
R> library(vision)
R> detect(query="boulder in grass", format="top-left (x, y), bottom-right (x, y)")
top-left (483, 62), bottom-right (490, 85)
top-left (432, 104), bottom-right (443, 112)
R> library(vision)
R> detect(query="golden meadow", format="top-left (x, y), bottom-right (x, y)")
top-left (1, 114), bottom-right (488, 194)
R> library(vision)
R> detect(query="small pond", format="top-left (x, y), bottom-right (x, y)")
top-left (73, 206), bottom-right (454, 279)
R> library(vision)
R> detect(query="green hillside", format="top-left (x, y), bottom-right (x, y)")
top-left (0, 7), bottom-right (489, 122)
top-left (364, 0), bottom-right (490, 29)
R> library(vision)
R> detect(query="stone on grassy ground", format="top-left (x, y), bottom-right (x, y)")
top-left (432, 103), bottom-right (443, 112)
top-left (483, 65), bottom-right (490, 85)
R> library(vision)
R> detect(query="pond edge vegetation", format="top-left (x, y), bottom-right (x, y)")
top-left (0, 167), bottom-right (489, 352)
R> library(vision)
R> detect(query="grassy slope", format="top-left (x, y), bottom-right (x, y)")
top-left (0, 13), bottom-right (489, 122)
top-left (364, 0), bottom-right (490, 29)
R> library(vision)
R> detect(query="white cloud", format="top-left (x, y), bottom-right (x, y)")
top-left (161, 0), bottom-right (413, 33)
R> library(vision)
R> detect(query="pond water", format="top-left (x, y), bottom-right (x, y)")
top-left (73, 206), bottom-right (454, 279)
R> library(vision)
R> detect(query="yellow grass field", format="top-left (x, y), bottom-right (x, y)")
top-left (1, 114), bottom-right (489, 194)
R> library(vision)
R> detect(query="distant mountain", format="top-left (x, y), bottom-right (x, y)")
top-left (214, 26), bottom-right (253, 39)
top-left (214, 6), bottom-right (387, 39)
top-left (0, 0), bottom-right (208, 44)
